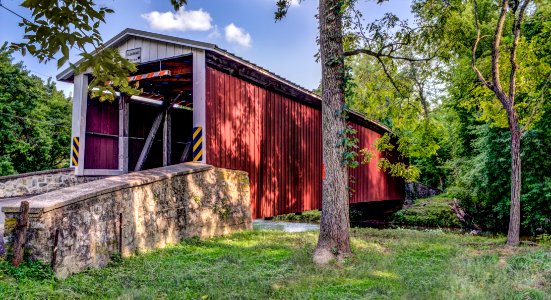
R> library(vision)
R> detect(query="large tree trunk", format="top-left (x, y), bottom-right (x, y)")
top-left (507, 111), bottom-right (521, 246)
top-left (313, 0), bottom-right (352, 265)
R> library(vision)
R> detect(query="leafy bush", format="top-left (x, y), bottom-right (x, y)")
top-left (0, 259), bottom-right (54, 281)
top-left (273, 210), bottom-right (321, 223)
top-left (391, 198), bottom-right (461, 228)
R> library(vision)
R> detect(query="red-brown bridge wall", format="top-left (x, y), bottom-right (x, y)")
top-left (348, 123), bottom-right (405, 204)
top-left (84, 97), bottom-right (119, 170)
top-left (206, 67), bottom-right (405, 219)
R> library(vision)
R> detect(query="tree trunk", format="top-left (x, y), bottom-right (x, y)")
top-left (507, 111), bottom-right (521, 246)
top-left (313, 0), bottom-right (352, 265)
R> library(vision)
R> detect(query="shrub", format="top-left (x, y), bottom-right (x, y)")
top-left (391, 198), bottom-right (461, 228)
top-left (0, 258), bottom-right (54, 281)
top-left (273, 210), bottom-right (321, 223)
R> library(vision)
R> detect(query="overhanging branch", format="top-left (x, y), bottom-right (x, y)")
top-left (343, 48), bottom-right (434, 61)
top-left (509, 0), bottom-right (531, 104)
top-left (472, 0), bottom-right (492, 90)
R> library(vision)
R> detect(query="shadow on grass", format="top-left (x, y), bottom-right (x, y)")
top-left (1, 228), bottom-right (550, 300)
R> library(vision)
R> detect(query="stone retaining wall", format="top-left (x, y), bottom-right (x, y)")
top-left (2, 163), bottom-right (251, 278)
top-left (0, 168), bottom-right (103, 198)
top-left (404, 182), bottom-right (443, 207)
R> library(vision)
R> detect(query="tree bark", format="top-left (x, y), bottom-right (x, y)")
top-left (507, 111), bottom-right (522, 246)
top-left (313, 0), bottom-right (352, 265)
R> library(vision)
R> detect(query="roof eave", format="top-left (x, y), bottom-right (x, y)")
top-left (56, 28), bottom-right (217, 82)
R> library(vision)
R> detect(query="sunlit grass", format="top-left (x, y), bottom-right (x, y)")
top-left (0, 228), bottom-right (549, 299)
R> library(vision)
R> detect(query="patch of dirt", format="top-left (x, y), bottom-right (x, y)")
top-left (534, 270), bottom-right (551, 289)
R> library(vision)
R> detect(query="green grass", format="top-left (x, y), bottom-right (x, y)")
top-left (391, 197), bottom-right (462, 228)
top-left (1, 228), bottom-right (550, 299)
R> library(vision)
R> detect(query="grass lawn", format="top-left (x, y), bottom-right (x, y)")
top-left (1, 228), bottom-right (550, 299)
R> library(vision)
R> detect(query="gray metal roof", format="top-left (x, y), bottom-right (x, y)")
top-left (57, 28), bottom-right (319, 99)
top-left (57, 28), bottom-right (391, 133)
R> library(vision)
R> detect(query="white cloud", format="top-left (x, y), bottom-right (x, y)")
top-left (208, 25), bottom-right (221, 39)
top-left (289, 0), bottom-right (300, 6)
top-left (224, 23), bottom-right (252, 47)
top-left (141, 8), bottom-right (212, 32)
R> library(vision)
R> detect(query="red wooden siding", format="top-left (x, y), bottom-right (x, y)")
top-left (348, 123), bottom-right (405, 204)
top-left (206, 67), bottom-right (321, 219)
top-left (84, 98), bottom-right (119, 169)
top-left (206, 67), bottom-right (404, 219)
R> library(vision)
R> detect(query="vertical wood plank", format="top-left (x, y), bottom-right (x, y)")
top-left (205, 68), bottom-right (213, 164)
top-left (277, 94), bottom-right (283, 215)
top-left (158, 42), bottom-right (167, 60)
top-left (254, 85), bottom-right (262, 217)
top-left (141, 39), bottom-right (150, 63)
top-left (282, 95), bottom-right (288, 214)
top-left (269, 91), bottom-right (275, 217)
top-left (289, 98), bottom-right (293, 213)
top-left (149, 40), bottom-right (158, 61)
top-left (166, 43), bottom-right (175, 58)
top-left (260, 87), bottom-right (267, 218)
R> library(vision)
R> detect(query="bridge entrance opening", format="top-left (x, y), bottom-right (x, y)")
top-left (83, 55), bottom-right (195, 174)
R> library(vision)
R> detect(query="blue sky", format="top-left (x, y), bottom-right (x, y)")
top-left (0, 0), bottom-right (412, 95)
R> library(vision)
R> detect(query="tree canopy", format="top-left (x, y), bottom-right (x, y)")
top-left (0, 45), bottom-right (72, 176)
top-left (346, 0), bottom-right (550, 235)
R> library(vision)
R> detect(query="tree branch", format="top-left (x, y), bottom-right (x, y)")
top-left (412, 73), bottom-right (430, 119)
top-left (472, 0), bottom-right (492, 89)
top-left (490, 0), bottom-right (509, 105)
top-left (509, 0), bottom-right (531, 105)
top-left (343, 48), bottom-right (434, 61)
top-left (374, 56), bottom-right (408, 99)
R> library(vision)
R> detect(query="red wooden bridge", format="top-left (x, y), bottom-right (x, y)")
top-left (57, 29), bottom-right (405, 219)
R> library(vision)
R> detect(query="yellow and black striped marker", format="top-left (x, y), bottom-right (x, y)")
top-left (192, 127), bottom-right (203, 161)
top-left (72, 136), bottom-right (80, 166)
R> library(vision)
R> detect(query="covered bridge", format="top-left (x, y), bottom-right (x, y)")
top-left (57, 28), bottom-right (405, 219)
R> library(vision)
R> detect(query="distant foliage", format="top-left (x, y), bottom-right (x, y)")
top-left (347, 0), bottom-right (550, 235)
top-left (0, 45), bottom-right (72, 176)
top-left (448, 118), bottom-right (551, 234)
top-left (440, 2), bottom-right (551, 235)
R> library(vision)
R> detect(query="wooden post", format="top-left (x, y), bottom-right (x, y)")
top-left (163, 109), bottom-right (172, 166)
top-left (192, 49), bottom-right (207, 163)
top-left (134, 93), bottom-right (182, 171)
top-left (180, 137), bottom-right (192, 163)
top-left (50, 229), bottom-right (59, 269)
top-left (71, 74), bottom-right (89, 175)
top-left (12, 201), bottom-right (30, 267)
top-left (119, 95), bottom-right (130, 173)
top-left (134, 109), bottom-right (165, 171)
top-left (118, 213), bottom-right (123, 254)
